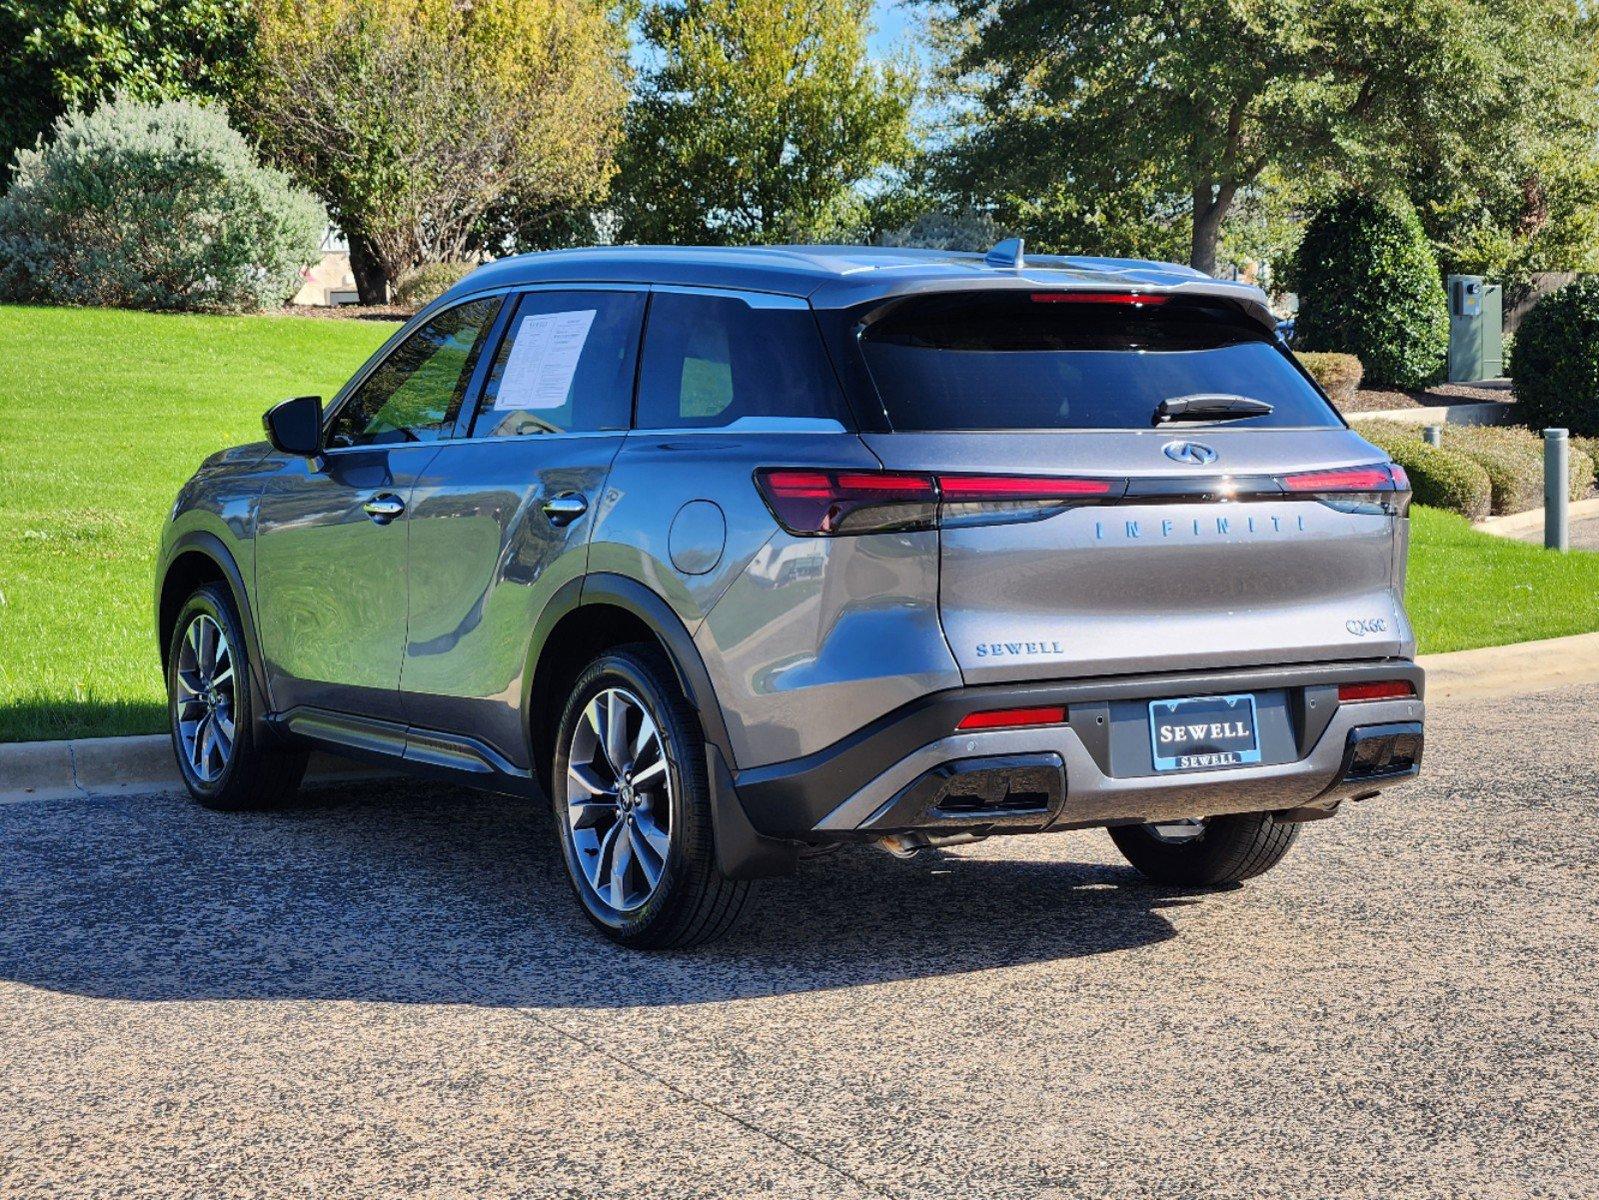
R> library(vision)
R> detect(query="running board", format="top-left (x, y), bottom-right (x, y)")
top-left (271, 707), bottom-right (539, 798)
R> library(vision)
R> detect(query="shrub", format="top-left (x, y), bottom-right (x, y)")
top-left (0, 94), bottom-right (324, 313)
top-left (1510, 275), bottom-right (1599, 437)
top-left (1356, 420), bottom-right (1492, 521)
top-left (1295, 351), bottom-right (1364, 405)
top-left (394, 261), bottom-right (479, 308)
top-left (1293, 193), bottom-right (1448, 390)
top-left (1576, 437), bottom-right (1599, 492)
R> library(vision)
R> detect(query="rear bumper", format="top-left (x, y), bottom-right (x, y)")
top-left (731, 659), bottom-right (1424, 841)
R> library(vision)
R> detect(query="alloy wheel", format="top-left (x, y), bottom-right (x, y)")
top-left (174, 613), bottom-right (237, 784)
top-left (564, 686), bottom-right (674, 913)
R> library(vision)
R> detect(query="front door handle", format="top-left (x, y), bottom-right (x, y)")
top-left (363, 493), bottom-right (405, 523)
top-left (541, 493), bottom-right (589, 527)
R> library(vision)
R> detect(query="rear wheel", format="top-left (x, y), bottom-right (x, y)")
top-left (551, 645), bottom-right (748, 949)
top-left (166, 583), bottom-right (307, 811)
top-left (1108, 812), bottom-right (1300, 886)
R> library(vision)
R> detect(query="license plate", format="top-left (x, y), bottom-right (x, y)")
top-left (1149, 693), bottom-right (1262, 772)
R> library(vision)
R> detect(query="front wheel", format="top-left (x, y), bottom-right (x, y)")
top-left (1108, 812), bottom-right (1300, 886)
top-left (551, 645), bottom-right (749, 949)
top-left (166, 583), bottom-right (307, 811)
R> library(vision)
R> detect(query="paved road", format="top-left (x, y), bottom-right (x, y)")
top-left (3, 685), bottom-right (1597, 1199)
top-left (1509, 513), bottom-right (1599, 551)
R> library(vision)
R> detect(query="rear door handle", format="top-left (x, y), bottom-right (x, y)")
top-left (363, 493), bottom-right (406, 523)
top-left (541, 493), bottom-right (588, 526)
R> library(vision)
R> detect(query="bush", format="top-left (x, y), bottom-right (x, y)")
top-left (0, 94), bottom-right (324, 313)
top-left (1293, 193), bottom-right (1448, 390)
top-left (1510, 275), bottom-right (1599, 436)
top-left (1295, 352), bottom-right (1364, 405)
top-left (1357, 421), bottom-right (1492, 521)
top-left (394, 261), bottom-right (479, 308)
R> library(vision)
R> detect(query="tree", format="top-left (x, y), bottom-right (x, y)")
top-left (0, 0), bottom-right (250, 179)
top-left (930, 0), bottom-right (1599, 276)
top-left (245, 0), bottom-right (628, 301)
top-left (1292, 193), bottom-right (1448, 390)
top-left (614, 0), bottom-right (916, 245)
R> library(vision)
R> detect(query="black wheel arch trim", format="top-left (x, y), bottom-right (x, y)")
top-left (156, 530), bottom-right (278, 736)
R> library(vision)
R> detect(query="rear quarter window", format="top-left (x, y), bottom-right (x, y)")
top-left (854, 292), bottom-right (1341, 431)
top-left (635, 291), bottom-right (847, 429)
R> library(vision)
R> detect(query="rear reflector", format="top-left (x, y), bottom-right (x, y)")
top-left (956, 705), bottom-right (1068, 731)
top-left (1338, 680), bottom-right (1416, 703)
top-left (1030, 291), bottom-right (1168, 306)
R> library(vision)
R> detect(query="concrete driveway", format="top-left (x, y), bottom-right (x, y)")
top-left (2, 684), bottom-right (1596, 1199)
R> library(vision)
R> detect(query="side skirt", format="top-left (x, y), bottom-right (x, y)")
top-left (268, 706), bottom-right (541, 799)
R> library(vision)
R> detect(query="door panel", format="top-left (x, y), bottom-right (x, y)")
top-left (255, 445), bottom-right (441, 719)
top-left (400, 435), bottom-right (625, 761)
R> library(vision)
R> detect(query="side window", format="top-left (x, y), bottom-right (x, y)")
top-left (328, 297), bottom-right (500, 447)
top-left (472, 290), bottom-right (644, 437)
top-left (635, 292), bottom-right (845, 429)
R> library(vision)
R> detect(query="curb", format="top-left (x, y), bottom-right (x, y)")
top-left (1347, 401), bottom-right (1512, 428)
top-left (1416, 630), bottom-right (1599, 704)
top-left (7, 633), bottom-right (1599, 804)
top-left (0, 735), bottom-right (388, 805)
top-left (1474, 496), bottom-right (1599, 540)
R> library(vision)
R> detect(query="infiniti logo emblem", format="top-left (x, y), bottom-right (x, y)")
top-left (1163, 440), bottom-right (1219, 465)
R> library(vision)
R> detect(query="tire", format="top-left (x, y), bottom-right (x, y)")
top-left (551, 644), bottom-right (749, 949)
top-left (166, 582), bottom-right (308, 811)
top-left (1108, 812), bottom-right (1300, 886)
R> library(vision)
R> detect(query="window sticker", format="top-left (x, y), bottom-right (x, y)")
top-left (494, 309), bottom-right (597, 410)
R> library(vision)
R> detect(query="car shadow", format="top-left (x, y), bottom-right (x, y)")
top-left (0, 779), bottom-right (1206, 1008)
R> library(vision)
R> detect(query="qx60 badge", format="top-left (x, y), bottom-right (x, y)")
top-left (1163, 440), bottom-right (1219, 465)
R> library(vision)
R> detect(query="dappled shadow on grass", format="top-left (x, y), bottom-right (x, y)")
top-left (0, 698), bottom-right (165, 743)
top-left (0, 778), bottom-right (1205, 1008)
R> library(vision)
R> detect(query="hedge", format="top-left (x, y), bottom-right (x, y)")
top-left (0, 94), bottom-right (324, 313)
top-left (1358, 421), bottom-right (1492, 521)
top-left (1511, 275), bottom-right (1599, 437)
top-left (1295, 352), bottom-right (1364, 406)
top-left (1293, 193), bottom-right (1448, 390)
top-left (395, 261), bottom-right (479, 308)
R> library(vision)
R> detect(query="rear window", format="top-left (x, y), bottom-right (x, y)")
top-left (636, 291), bottom-right (846, 429)
top-left (855, 292), bottom-right (1341, 431)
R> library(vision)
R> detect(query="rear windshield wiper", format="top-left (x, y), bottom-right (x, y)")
top-left (1154, 394), bottom-right (1275, 425)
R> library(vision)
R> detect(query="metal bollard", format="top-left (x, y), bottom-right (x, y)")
top-left (1423, 425), bottom-right (1443, 447)
top-left (1545, 428), bottom-right (1569, 551)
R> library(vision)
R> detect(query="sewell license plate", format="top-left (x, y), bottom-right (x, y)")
top-left (1149, 693), bottom-right (1262, 772)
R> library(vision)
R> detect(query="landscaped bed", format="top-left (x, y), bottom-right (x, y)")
top-left (2, 305), bottom-right (1597, 741)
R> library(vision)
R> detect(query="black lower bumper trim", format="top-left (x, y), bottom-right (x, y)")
top-left (733, 659), bottom-right (1424, 839)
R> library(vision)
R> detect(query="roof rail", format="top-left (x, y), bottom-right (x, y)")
top-left (983, 238), bottom-right (1025, 270)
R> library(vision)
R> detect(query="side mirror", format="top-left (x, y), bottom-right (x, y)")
top-left (263, 395), bottom-right (324, 458)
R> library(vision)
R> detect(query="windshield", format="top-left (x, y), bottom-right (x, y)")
top-left (855, 292), bottom-right (1342, 431)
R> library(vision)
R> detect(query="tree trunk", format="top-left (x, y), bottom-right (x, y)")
top-left (347, 232), bottom-right (390, 305)
top-left (1190, 183), bottom-right (1232, 277)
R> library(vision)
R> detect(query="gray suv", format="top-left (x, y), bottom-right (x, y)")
top-left (156, 243), bottom-right (1424, 948)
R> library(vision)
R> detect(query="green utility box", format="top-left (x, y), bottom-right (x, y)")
top-left (1447, 275), bottom-right (1503, 382)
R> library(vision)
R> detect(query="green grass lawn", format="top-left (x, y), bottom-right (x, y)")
top-left (1, 304), bottom-right (1597, 742)
top-left (0, 304), bottom-right (396, 742)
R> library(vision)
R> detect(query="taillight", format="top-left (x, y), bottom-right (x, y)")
top-left (1278, 462), bottom-right (1410, 515)
top-left (755, 469), bottom-right (938, 535)
top-left (956, 705), bottom-right (1067, 731)
top-left (754, 470), bottom-right (1121, 536)
top-left (1338, 680), bottom-right (1416, 703)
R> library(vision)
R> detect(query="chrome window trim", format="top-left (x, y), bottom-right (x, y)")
top-left (648, 284), bottom-right (810, 310)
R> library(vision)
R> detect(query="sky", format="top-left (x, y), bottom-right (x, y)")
top-left (869, 0), bottom-right (917, 60)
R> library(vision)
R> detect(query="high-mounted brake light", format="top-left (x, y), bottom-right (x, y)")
top-left (755, 470), bottom-right (1121, 536)
top-left (1338, 680), bottom-right (1416, 703)
top-left (956, 705), bottom-right (1068, 731)
top-left (1030, 291), bottom-right (1168, 306)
